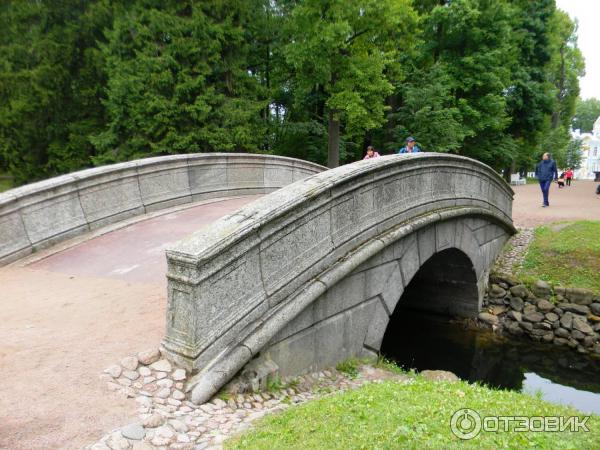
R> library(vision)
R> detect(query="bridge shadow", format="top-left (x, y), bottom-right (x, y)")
top-left (393, 248), bottom-right (479, 318)
top-left (381, 248), bottom-right (480, 369)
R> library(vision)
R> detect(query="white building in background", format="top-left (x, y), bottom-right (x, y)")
top-left (573, 116), bottom-right (600, 180)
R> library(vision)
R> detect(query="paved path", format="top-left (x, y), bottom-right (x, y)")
top-left (0, 196), bottom-right (259, 450)
top-left (511, 180), bottom-right (600, 227)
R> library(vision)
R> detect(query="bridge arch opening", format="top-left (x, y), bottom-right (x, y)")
top-left (380, 248), bottom-right (479, 359)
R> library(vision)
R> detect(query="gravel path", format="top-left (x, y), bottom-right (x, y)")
top-left (511, 180), bottom-right (600, 228)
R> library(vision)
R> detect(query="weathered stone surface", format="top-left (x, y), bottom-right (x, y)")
top-left (143, 414), bottom-right (165, 428)
top-left (523, 312), bottom-right (545, 323)
top-left (554, 337), bottom-right (568, 346)
top-left (571, 330), bottom-right (585, 340)
top-left (489, 284), bottom-right (506, 298)
top-left (121, 423), bottom-right (145, 441)
top-left (542, 332), bottom-right (554, 343)
top-left (120, 356), bottom-right (138, 371)
top-left (105, 431), bottom-right (130, 450)
top-left (123, 370), bottom-right (140, 381)
top-left (560, 312), bottom-right (573, 329)
top-left (105, 365), bottom-right (122, 378)
top-left (523, 304), bottom-right (536, 315)
top-left (420, 370), bottom-right (459, 382)
top-left (138, 349), bottom-right (161, 366)
top-left (478, 312), bottom-right (499, 325)
top-left (572, 317), bottom-right (594, 335)
top-left (565, 288), bottom-right (594, 305)
top-left (509, 284), bottom-right (528, 298)
top-left (554, 328), bottom-right (570, 338)
top-left (172, 369), bottom-right (186, 381)
top-left (558, 303), bottom-right (590, 316)
top-left (532, 280), bottom-right (552, 297)
top-left (509, 297), bottom-right (524, 312)
top-left (150, 359), bottom-right (172, 373)
top-left (519, 321), bottom-right (533, 332)
top-left (507, 310), bottom-right (522, 322)
top-left (545, 312), bottom-right (559, 323)
top-left (533, 322), bottom-right (551, 330)
top-left (536, 299), bottom-right (554, 313)
top-left (168, 419), bottom-right (189, 433)
top-left (590, 303), bottom-right (600, 316)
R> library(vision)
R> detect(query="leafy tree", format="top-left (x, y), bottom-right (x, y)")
top-left (547, 10), bottom-right (584, 131)
top-left (92, 1), bottom-right (268, 164)
top-left (572, 98), bottom-right (600, 133)
top-left (283, 0), bottom-right (417, 167)
top-left (391, 0), bottom-right (516, 169)
top-left (563, 138), bottom-right (583, 170)
top-left (0, 0), bottom-right (113, 184)
top-left (502, 0), bottom-right (556, 177)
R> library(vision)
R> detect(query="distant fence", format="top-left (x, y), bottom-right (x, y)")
top-left (0, 154), bottom-right (325, 266)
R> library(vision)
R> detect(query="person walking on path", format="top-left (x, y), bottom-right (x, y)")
top-left (565, 168), bottom-right (573, 186)
top-left (535, 152), bottom-right (558, 207)
top-left (398, 136), bottom-right (421, 154)
top-left (363, 145), bottom-right (380, 160)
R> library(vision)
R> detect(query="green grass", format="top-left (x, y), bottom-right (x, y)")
top-left (227, 376), bottom-right (600, 449)
top-left (0, 176), bottom-right (12, 193)
top-left (335, 358), bottom-right (363, 378)
top-left (518, 221), bottom-right (600, 294)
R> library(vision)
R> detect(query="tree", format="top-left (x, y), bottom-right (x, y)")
top-left (572, 98), bottom-right (600, 133)
top-left (564, 138), bottom-right (583, 170)
top-left (283, 0), bottom-right (417, 167)
top-left (503, 0), bottom-right (556, 178)
top-left (547, 11), bottom-right (584, 131)
top-left (0, 1), bottom-right (113, 184)
top-left (92, 1), bottom-right (269, 164)
top-left (390, 0), bottom-right (516, 169)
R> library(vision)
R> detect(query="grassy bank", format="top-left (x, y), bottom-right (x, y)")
top-left (518, 221), bottom-right (600, 293)
top-left (227, 373), bottom-right (599, 449)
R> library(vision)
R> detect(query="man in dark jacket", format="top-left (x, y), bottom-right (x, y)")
top-left (535, 152), bottom-right (558, 207)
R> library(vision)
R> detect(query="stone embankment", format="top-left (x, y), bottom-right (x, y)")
top-left (479, 274), bottom-right (600, 357)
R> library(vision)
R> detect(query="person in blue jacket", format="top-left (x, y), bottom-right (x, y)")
top-left (535, 152), bottom-right (558, 207)
top-left (398, 136), bottom-right (421, 154)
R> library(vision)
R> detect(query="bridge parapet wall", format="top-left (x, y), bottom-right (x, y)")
top-left (162, 153), bottom-right (516, 403)
top-left (0, 154), bottom-right (324, 265)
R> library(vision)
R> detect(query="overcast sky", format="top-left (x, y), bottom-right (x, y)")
top-left (555, 0), bottom-right (600, 99)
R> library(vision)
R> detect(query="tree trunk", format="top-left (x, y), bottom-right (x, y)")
top-left (328, 109), bottom-right (340, 168)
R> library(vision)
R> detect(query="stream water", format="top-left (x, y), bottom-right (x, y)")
top-left (381, 309), bottom-right (600, 415)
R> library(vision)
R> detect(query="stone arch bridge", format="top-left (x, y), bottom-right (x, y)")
top-left (161, 153), bottom-right (515, 404)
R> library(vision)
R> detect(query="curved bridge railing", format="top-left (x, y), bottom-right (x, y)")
top-left (0, 154), bottom-right (324, 265)
top-left (162, 153), bottom-right (515, 403)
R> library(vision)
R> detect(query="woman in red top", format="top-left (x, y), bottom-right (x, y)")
top-left (565, 168), bottom-right (573, 186)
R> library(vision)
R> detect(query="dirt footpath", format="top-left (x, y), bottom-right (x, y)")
top-left (0, 197), bottom-right (258, 450)
top-left (511, 180), bottom-right (600, 227)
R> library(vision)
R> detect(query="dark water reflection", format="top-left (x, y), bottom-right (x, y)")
top-left (381, 309), bottom-right (600, 414)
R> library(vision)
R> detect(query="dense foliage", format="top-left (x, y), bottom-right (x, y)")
top-left (573, 98), bottom-right (600, 133)
top-left (0, 0), bottom-right (589, 185)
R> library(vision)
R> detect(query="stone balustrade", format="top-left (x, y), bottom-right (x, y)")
top-left (0, 153), bottom-right (324, 265)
